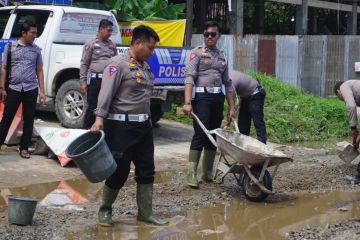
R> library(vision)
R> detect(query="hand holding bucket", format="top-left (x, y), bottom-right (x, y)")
top-left (65, 130), bottom-right (117, 183)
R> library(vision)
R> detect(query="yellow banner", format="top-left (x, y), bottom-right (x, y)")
top-left (118, 20), bottom-right (186, 47)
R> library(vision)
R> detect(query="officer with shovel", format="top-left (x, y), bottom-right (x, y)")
top-left (335, 80), bottom-right (360, 183)
top-left (90, 25), bottom-right (168, 226)
top-left (230, 70), bottom-right (267, 144)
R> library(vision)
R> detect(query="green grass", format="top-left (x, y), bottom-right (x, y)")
top-left (163, 72), bottom-right (350, 144)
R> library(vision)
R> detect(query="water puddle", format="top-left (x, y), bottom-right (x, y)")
top-left (65, 191), bottom-right (360, 240)
top-left (1, 172), bottom-right (359, 239)
top-left (0, 171), bottom-right (172, 212)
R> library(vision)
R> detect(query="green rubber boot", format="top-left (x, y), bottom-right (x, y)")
top-left (186, 150), bottom-right (202, 188)
top-left (98, 185), bottom-right (119, 227)
top-left (201, 150), bottom-right (216, 182)
top-left (136, 184), bottom-right (169, 225)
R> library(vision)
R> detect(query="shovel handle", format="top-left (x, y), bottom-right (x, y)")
top-left (231, 117), bottom-right (240, 133)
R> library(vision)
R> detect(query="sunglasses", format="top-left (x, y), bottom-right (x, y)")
top-left (203, 32), bottom-right (217, 38)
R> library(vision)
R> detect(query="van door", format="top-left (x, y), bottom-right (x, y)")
top-left (0, 9), bottom-right (11, 38)
top-left (0, 9), bottom-right (12, 73)
top-left (8, 9), bottom-right (52, 92)
top-left (9, 9), bottom-right (51, 50)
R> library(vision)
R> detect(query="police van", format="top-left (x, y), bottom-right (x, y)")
top-left (0, 5), bottom-right (187, 128)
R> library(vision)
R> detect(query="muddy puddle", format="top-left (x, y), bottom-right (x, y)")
top-left (65, 191), bottom-right (359, 240)
top-left (0, 171), bottom-right (173, 212)
top-left (1, 173), bottom-right (359, 240)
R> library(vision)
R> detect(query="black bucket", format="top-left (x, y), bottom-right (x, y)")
top-left (65, 130), bottom-right (117, 183)
top-left (8, 195), bottom-right (37, 226)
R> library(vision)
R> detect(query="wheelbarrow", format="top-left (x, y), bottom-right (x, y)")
top-left (191, 113), bottom-right (292, 202)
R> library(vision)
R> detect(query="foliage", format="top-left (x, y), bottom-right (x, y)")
top-left (106, 0), bottom-right (185, 21)
top-left (251, 72), bottom-right (348, 143)
top-left (244, 2), bottom-right (295, 35)
top-left (75, 1), bottom-right (108, 10)
top-left (163, 107), bottom-right (192, 125)
top-left (164, 73), bottom-right (350, 143)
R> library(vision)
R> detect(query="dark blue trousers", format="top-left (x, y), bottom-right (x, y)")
top-left (0, 88), bottom-right (38, 150)
top-left (83, 77), bottom-right (102, 129)
top-left (190, 92), bottom-right (225, 151)
top-left (237, 89), bottom-right (267, 144)
top-left (104, 119), bottom-right (155, 190)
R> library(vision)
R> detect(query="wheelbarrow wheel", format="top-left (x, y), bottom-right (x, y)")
top-left (243, 167), bottom-right (272, 202)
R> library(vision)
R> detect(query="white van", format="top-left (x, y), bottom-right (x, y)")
top-left (0, 5), bottom-right (121, 128)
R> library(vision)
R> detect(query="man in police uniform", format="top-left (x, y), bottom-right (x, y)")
top-left (90, 25), bottom-right (168, 226)
top-left (230, 70), bottom-right (267, 144)
top-left (183, 21), bottom-right (235, 188)
top-left (335, 80), bottom-right (360, 183)
top-left (80, 19), bottom-right (117, 129)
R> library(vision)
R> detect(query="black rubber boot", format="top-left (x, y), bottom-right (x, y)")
top-left (136, 184), bottom-right (168, 225)
top-left (201, 150), bottom-right (216, 182)
top-left (186, 150), bottom-right (201, 188)
top-left (98, 185), bottom-right (119, 227)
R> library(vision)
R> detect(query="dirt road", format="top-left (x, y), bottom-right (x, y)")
top-left (0, 116), bottom-right (359, 239)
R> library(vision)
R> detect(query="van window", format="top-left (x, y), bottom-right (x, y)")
top-left (54, 12), bottom-right (121, 45)
top-left (0, 10), bottom-right (11, 37)
top-left (10, 10), bottom-right (50, 38)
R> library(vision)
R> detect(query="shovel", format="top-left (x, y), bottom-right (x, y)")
top-left (338, 144), bottom-right (359, 164)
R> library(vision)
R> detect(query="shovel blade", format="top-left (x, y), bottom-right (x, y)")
top-left (339, 144), bottom-right (359, 163)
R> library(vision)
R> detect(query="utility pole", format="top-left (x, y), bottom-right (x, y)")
top-left (301, 0), bottom-right (308, 34)
top-left (229, 0), bottom-right (244, 35)
top-left (185, 0), bottom-right (193, 47)
top-left (352, 0), bottom-right (358, 34)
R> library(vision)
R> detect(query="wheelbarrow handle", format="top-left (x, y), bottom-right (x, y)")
top-left (191, 112), bottom-right (218, 148)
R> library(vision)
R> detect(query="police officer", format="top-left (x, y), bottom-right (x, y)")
top-left (335, 80), bottom-right (360, 183)
top-left (90, 25), bottom-right (168, 226)
top-left (183, 21), bottom-right (235, 188)
top-left (80, 19), bottom-right (117, 129)
top-left (230, 70), bottom-right (267, 144)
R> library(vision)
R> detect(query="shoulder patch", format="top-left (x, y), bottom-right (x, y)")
top-left (189, 51), bottom-right (197, 61)
top-left (85, 44), bottom-right (91, 51)
top-left (108, 65), bottom-right (119, 76)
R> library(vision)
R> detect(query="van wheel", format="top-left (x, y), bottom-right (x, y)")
top-left (55, 79), bottom-right (87, 128)
top-left (150, 104), bottom-right (163, 124)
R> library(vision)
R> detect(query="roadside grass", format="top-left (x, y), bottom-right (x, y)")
top-left (163, 72), bottom-right (350, 144)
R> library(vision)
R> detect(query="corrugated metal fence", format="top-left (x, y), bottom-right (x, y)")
top-left (192, 34), bottom-right (360, 97)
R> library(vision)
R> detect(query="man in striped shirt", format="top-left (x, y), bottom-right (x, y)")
top-left (0, 21), bottom-right (45, 159)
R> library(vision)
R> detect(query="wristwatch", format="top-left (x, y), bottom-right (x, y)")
top-left (184, 102), bottom-right (191, 105)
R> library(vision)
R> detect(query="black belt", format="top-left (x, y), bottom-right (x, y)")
top-left (250, 85), bottom-right (264, 96)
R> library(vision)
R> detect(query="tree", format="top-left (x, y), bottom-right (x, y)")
top-left (76, 0), bottom-right (185, 21)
